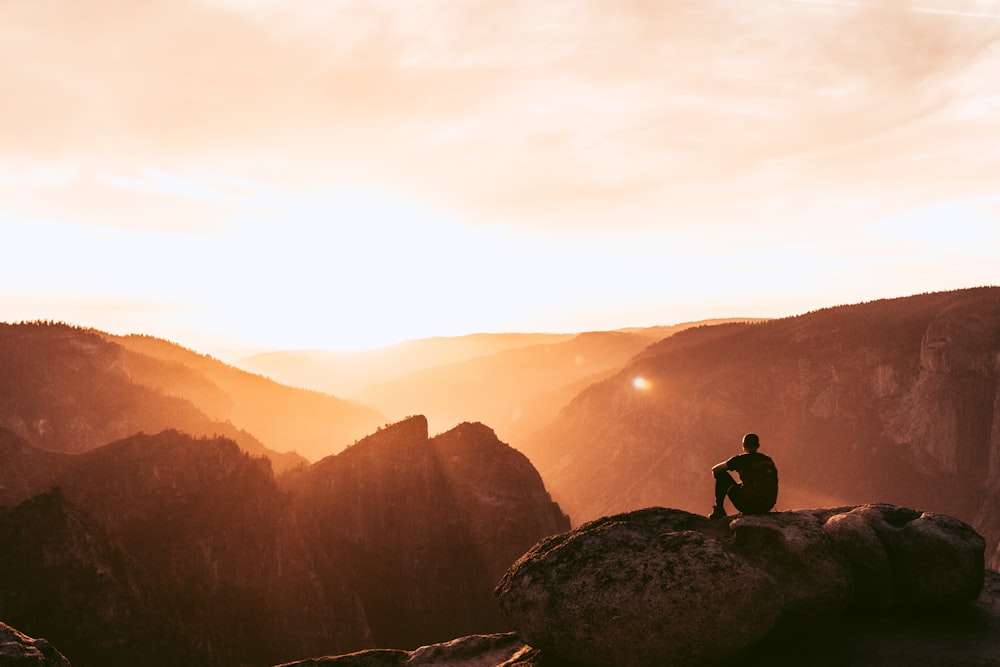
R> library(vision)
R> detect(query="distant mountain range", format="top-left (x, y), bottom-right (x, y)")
top-left (0, 418), bottom-right (568, 666)
top-left (236, 332), bottom-right (580, 397)
top-left (0, 323), bottom-right (385, 466)
top-left (235, 321), bottom-right (748, 442)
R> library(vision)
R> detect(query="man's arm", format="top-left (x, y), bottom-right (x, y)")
top-left (712, 461), bottom-right (728, 474)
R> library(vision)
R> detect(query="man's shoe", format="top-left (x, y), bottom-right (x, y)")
top-left (709, 506), bottom-right (727, 520)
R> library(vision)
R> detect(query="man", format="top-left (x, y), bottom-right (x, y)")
top-left (710, 433), bottom-right (778, 519)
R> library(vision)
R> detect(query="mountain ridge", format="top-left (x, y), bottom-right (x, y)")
top-left (0, 417), bottom-right (569, 666)
top-left (0, 322), bottom-right (386, 467)
top-left (350, 321), bottom-right (752, 442)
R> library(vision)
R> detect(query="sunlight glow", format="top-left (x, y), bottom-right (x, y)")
top-left (2, 1), bottom-right (998, 357)
top-left (632, 376), bottom-right (650, 391)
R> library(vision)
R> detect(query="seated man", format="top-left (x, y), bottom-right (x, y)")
top-left (710, 433), bottom-right (778, 519)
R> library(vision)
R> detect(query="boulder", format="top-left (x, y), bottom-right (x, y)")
top-left (495, 505), bottom-right (986, 667)
top-left (0, 622), bottom-right (71, 667)
top-left (822, 509), bottom-right (894, 609)
top-left (842, 504), bottom-right (986, 605)
top-left (731, 511), bottom-right (854, 621)
top-left (494, 508), bottom-right (783, 667)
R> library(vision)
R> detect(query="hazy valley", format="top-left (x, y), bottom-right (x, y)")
top-left (1, 286), bottom-right (998, 665)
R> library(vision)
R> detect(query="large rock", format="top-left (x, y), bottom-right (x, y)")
top-left (822, 508), bottom-right (894, 609)
top-left (494, 508), bottom-right (783, 667)
top-left (731, 510), bottom-right (854, 621)
top-left (495, 505), bottom-right (986, 667)
top-left (286, 569), bottom-right (1000, 667)
top-left (0, 622), bottom-right (70, 667)
top-left (836, 504), bottom-right (986, 606)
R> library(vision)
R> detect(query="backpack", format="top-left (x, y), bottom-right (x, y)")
top-left (740, 455), bottom-right (779, 509)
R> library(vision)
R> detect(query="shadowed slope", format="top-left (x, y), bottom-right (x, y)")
top-left (283, 416), bottom-right (570, 649)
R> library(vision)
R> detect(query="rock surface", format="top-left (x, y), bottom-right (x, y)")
top-left (495, 505), bottom-right (986, 667)
top-left (0, 622), bottom-right (71, 666)
top-left (494, 509), bottom-right (780, 667)
top-left (274, 633), bottom-right (528, 667)
top-left (278, 568), bottom-right (1000, 667)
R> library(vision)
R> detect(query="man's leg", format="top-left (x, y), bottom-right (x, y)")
top-left (712, 469), bottom-right (737, 517)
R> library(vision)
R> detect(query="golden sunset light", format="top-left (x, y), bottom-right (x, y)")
top-left (4, 4), bottom-right (1000, 663)
top-left (2, 0), bottom-right (999, 357)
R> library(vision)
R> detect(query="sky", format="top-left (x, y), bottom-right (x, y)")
top-left (2, 0), bottom-right (999, 357)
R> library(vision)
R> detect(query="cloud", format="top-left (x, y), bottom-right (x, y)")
top-left (1, 0), bottom-right (999, 235)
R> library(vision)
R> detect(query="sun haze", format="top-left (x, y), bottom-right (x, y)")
top-left (2, 0), bottom-right (998, 356)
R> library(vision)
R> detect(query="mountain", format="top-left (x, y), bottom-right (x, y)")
top-left (353, 327), bottom-right (698, 442)
top-left (0, 431), bottom-right (347, 666)
top-left (0, 428), bottom-right (69, 507)
top-left (242, 322), bottom-right (744, 444)
top-left (100, 331), bottom-right (387, 461)
top-left (0, 420), bottom-right (568, 666)
top-left (0, 486), bottom-right (204, 666)
top-left (520, 287), bottom-right (1000, 567)
top-left (281, 415), bottom-right (570, 650)
top-left (235, 333), bottom-right (578, 398)
top-left (0, 322), bottom-right (385, 467)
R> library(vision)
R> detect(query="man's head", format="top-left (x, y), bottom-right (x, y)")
top-left (742, 433), bottom-right (760, 452)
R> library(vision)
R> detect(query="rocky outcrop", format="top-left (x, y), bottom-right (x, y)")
top-left (521, 288), bottom-right (1000, 569)
top-left (822, 504), bottom-right (986, 607)
top-left (0, 622), bottom-right (70, 667)
top-left (495, 509), bottom-right (780, 667)
top-left (276, 566), bottom-right (1000, 666)
top-left (494, 505), bottom-right (986, 667)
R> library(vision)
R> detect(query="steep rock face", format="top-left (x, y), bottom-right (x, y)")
top-left (522, 288), bottom-right (1000, 565)
top-left (284, 416), bottom-right (570, 650)
top-left (494, 505), bottom-right (986, 667)
top-left (430, 421), bottom-right (570, 582)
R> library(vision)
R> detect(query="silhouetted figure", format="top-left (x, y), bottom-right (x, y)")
top-left (710, 433), bottom-right (778, 519)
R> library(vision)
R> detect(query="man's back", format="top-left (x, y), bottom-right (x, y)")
top-left (727, 451), bottom-right (778, 512)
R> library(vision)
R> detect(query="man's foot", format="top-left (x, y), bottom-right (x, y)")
top-left (709, 505), bottom-right (727, 520)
